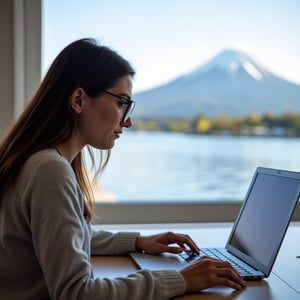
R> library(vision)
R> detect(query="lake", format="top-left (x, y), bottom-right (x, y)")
top-left (92, 131), bottom-right (300, 202)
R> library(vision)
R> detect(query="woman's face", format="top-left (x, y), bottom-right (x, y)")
top-left (77, 75), bottom-right (133, 149)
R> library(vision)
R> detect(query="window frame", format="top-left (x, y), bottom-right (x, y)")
top-left (94, 201), bottom-right (300, 224)
top-left (14, 0), bottom-right (300, 225)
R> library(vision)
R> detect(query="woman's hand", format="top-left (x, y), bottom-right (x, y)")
top-left (180, 256), bottom-right (247, 292)
top-left (135, 231), bottom-right (200, 254)
top-left (135, 232), bottom-right (246, 292)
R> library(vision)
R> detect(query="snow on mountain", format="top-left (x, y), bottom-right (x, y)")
top-left (182, 49), bottom-right (270, 81)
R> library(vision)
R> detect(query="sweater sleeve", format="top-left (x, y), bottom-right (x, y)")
top-left (91, 227), bottom-right (139, 255)
top-left (25, 158), bottom-right (185, 300)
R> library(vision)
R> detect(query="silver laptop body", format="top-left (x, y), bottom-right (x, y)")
top-left (130, 167), bottom-right (300, 280)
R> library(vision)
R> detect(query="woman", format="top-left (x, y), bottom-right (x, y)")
top-left (0, 38), bottom-right (245, 299)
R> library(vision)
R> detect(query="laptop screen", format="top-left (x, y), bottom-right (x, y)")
top-left (227, 170), bottom-right (300, 273)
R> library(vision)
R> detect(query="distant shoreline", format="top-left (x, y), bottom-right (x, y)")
top-left (132, 112), bottom-right (300, 137)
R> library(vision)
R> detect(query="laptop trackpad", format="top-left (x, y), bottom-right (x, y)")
top-left (130, 252), bottom-right (187, 271)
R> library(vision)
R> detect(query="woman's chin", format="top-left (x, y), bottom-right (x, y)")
top-left (92, 141), bottom-right (115, 150)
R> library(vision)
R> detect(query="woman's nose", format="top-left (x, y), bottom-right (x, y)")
top-left (122, 117), bottom-right (133, 128)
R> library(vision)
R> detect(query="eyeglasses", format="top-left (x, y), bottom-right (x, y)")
top-left (104, 90), bottom-right (136, 123)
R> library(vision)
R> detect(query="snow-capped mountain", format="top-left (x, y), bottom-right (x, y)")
top-left (133, 49), bottom-right (300, 118)
top-left (184, 49), bottom-right (270, 81)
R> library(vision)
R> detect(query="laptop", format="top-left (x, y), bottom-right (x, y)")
top-left (130, 167), bottom-right (300, 280)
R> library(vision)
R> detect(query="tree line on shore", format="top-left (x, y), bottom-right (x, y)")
top-left (133, 112), bottom-right (300, 137)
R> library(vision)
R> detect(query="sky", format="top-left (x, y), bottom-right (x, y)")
top-left (42, 0), bottom-right (300, 93)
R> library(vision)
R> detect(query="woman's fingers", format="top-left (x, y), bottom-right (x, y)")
top-left (180, 257), bottom-right (247, 293)
top-left (136, 231), bottom-right (200, 254)
top-left (164, 232), bottom-right (200, 253)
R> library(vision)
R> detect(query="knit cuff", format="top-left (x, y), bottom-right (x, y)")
top-left (115, 232), bottom-right (140, 254)
top-left (152, 270), bottom-right (185, 299)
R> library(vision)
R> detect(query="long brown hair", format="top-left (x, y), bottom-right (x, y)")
top-left (0, 38), bottom-right (135, 221)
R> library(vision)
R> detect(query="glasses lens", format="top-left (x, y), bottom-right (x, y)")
top-left (123, 101), bottom-right (135, 122)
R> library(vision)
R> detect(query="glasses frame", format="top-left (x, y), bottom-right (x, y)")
top-left (104, 90), bottom-right (135, 123)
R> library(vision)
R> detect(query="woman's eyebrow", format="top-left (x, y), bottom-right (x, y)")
top-left (118, 93), bottom-right (131, 100)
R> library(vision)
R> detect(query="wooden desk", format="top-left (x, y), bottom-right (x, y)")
top-left (91, 223), bottom-right (300, 299)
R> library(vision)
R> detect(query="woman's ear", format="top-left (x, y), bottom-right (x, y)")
top-left (70, 88), bottom-right (85, 114)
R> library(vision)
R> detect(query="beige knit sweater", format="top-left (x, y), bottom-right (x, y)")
top-left (0, 149), bottom-right (185, 300)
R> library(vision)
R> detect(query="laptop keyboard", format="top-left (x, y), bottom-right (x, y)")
top-left (179, 248), bottom-right (255, 276)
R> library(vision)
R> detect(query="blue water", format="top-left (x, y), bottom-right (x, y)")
top-left (95, 131), bottom-right (300, 202)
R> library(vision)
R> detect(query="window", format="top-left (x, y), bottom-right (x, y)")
top-left (41, 0), bottom-right (300, 223)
